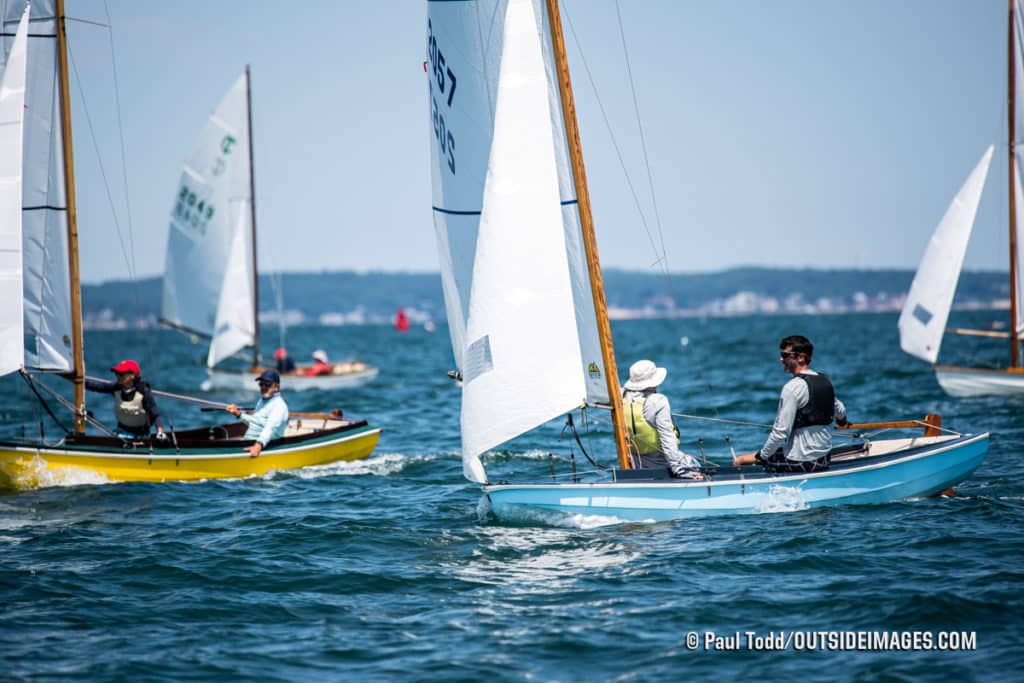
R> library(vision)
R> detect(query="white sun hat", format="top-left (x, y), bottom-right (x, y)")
top-left (623, 359), bottom-right (667, 391)
top-left (312, 349), bottom-right (329, 363)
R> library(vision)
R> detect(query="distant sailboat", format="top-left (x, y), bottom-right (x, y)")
top-left (427, 0), bottom-right (988, 521)
top-left (160, 67), bottom-right (378, 392)
top-left (0, 2), bottom-right (379, 487)
top-left (899, 0), bottom-right (1024, 397)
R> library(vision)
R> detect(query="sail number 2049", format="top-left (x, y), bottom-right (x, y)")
top-left (428, 19), bottom-right (457, 175)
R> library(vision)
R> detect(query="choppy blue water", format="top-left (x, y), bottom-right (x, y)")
top-left (1, 312), bottom-right (1022, 682)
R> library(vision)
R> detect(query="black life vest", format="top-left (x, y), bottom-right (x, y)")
top-left (792, 372), bottom-right (835, 430)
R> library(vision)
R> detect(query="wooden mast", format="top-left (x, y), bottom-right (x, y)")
top-left (545, 0), bottom-right (632, 468)
top-left (246, 65), bottom-right (261, 368)
top-left (1010, 0), bottom-right (1021, 367)
top-left (55, 0), bottom-right (86, 432)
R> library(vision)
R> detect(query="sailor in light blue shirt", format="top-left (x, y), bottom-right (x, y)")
top-left (225, 369), bottom-right (290, 458)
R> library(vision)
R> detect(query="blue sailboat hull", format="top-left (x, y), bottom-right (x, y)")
top-left (484, 433), bottom-right (989, 522)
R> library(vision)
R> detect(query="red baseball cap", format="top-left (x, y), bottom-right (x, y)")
top-left (111, 359), bottom-right (140, 375)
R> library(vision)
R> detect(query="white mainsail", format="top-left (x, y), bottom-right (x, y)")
top-left (5, 0), bottom-right (73, 372)
top-left (899, 146), bottom-right (994, 364)
top-left (427, 0), bottom-right (609, 405)
top-left (162, 72), bottom-right (253, 357)
top-left (427, 1), bottom-right (501, 378)
top-left (0, 5), bottom-right (30, 377)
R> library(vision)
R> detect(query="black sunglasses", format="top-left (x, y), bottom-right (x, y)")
top-left (779, 351), bottom-right (803, 359)
top-left (258, 380), bottom-right (275, 387)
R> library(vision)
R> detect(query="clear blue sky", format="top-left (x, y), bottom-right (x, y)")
top-left (48, 1), bottom-right (1007, 284)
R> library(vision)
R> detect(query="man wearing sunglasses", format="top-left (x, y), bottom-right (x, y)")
top-left (732, 335), bottom-right (847, 472)
top-left (225, 369), bottom-right (290, 458)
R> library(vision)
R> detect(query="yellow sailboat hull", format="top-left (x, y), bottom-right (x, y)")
top-left (0, 425), bottom-right (380, 488)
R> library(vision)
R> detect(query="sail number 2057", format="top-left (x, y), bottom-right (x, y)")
top-left (427, 19), bottom-right (457, 175)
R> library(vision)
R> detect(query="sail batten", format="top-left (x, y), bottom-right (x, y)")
top-left (0, 5), bottom-right (30, 377)
top-left (162, 72), bottom-right (254, 363)
top-left (900, 146), bottom-right (994, 364)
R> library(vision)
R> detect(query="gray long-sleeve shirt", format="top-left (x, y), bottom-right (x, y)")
top-left (623, 389), bottom-right (701, 472)
top-left (759, 369), bottom-right (846, 462)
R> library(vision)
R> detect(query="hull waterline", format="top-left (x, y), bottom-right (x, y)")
top-left (934, 365), bottom-right (1024, 397)
top-left (484, 434), bottom-right (989, 522)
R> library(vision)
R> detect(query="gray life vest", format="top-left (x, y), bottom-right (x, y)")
top-left (113, 389), bottom-right (149, 429)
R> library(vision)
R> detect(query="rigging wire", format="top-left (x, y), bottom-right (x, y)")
top-left (614, 0), bottom-right (668, 264)
top-left (67, 45), bottom-right (136, 291)
top-left (66, 9), bottom-right (158, 391)
top-left (101, 0), bottom-right (141, 318)
top-left (565, 1), bottom-right (734, 457)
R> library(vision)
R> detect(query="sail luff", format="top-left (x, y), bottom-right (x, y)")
top-left (1010, 0), bottom-right (1020, 365)
top-left (544, 0), bottom-right (631, 468)
top-left (55, 0), bottom-right (86, 432)
top-left (0, 5), bottom-right (30, 378)
top-left (245, 65), bottom-right (260, 368)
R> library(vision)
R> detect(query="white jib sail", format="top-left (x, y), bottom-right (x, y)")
top-left (1013, 0), bottom-right (1024, 335)
top-left (207, 205), bottom-right (255, 367)
top-left (0, 5), bottom-right (29, 377)
top-left (9, 0), bottom-right (73, 372)
top-left (162, 72), bottom-right (252, 341)
top-left (459, 0), bottom-right (586, 483)
top-left (899, 145), bottom-right (994, 363)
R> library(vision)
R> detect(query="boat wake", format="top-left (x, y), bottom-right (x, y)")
top-left (280, 452), bottom-right (435, 480)
top-left (0, 456), bottom-right (109, 491)
top-left (758, 483), bottom-right (809, 514)
top-left (479, 496), bottom-right (655, 529)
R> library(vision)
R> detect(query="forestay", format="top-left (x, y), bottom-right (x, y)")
top-left (162, 71), bottom-right (254, 359)
top-left (899, 146), bottom-right (993, 363)
top-left (1013, 0), bottom-right (1024, 335)
top-left (0, 6), bottom-right (29, 377)
top-left (3, 0), bottom-right (73, 372)
top-left (427, 0), bottom-right (610, 483)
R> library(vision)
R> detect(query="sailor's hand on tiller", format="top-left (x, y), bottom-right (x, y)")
top-left (225, 404), bottom-right (241, 417)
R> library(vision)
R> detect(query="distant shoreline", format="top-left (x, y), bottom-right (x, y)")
top-left (81, 267), bottom-right (1010, 330)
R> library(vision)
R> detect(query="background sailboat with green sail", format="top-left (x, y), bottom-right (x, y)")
top-left (427, 0), bottom-right (989, 522)
top-left (0, 1), bottom-right (379, 487)
top-left (899, 0), bottom-right (1024, 397)
top-left (161, 68), bottom-right (378, 392)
